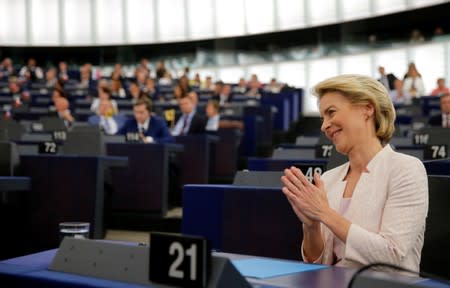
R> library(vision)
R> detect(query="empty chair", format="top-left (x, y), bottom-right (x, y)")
top-left (0, 120), bottom-right (25, 141)
top-left (61, 126), bottom-right (105, 156)
top-left (390, 137), bottom-right (413, 147)
top-left (420, 175), bottom-right (450, 279)
top-left (0, 142), bottom-right (20, 176)
top-left (40, 117), bottom-right (67, 132)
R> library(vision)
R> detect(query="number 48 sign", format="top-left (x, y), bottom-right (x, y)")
top-left (150, 232), bottom-right (210, 288)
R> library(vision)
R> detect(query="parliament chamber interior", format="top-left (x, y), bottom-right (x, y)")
top-left (1, 0), bottom-right (450, 287)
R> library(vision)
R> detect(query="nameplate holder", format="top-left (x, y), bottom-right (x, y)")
top-left (49, 237), bottom-right (250, 288)
top-left (294, 163), bottom-right (325, 183)
top-left (38, 141), bottom-right (58, 154)
top-left (315, 144), bottom-right (333, 158)
top-left (126, 132), bottom-right (140, 142)
top-left (423, 144), bottom-right (448, 160)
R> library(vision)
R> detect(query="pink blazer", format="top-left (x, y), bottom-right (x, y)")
top-left (303, 145), bottom-right (428, 272)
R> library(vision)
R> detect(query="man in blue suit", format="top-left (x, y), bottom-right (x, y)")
top-left (119, 98), bottom-right (174, 143)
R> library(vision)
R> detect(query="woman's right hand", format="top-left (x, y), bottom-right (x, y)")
top-left (283, 189), bottom-right (319, 228)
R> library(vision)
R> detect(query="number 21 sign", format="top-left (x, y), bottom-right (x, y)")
top-left (149, 232), bottom-right (211, 288)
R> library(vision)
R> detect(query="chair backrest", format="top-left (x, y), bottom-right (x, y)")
top-left (0, 120), bottom-right (25, 141)
top-left (0, 141), bottom-right (20, 176)
top-left (233, 171), bottom-right (283, 188)
top-left (420, 175), bottom-right (450, 279)
top-left (295, 136), bottom-right (319, 145)
top-left (61, 127), bottom-right (105, 156)
top-left (40, 116), bottom-right (67, 132)
top-left (272, 148), bottom-right (315, 160)
top-left (422, 159), bottom-right (450, 175)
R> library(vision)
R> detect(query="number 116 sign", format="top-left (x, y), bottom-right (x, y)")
top-left (149, 232), bottom-right (211, 288)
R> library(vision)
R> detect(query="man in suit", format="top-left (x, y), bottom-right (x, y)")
top-left (216, 84), bottom-right (234, 106)
top-left (119, 98), bottom-right (174, 143)
top-left (429, 93), bottom-right (450, 128)
top-left (377, 66), bottom-right (397, 91)
top-left (171, 96), bottom-right (206, 136)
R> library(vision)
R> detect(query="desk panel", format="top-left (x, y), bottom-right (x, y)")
top-left (182, 184), bottom-right (301, 261)
top-left (106, 143), bottom-right (182, 214)
top-left (19, 155), bottom-right (127, 251)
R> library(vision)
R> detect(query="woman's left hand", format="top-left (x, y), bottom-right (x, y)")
top-left (281, 166), bottom-right (330, 222)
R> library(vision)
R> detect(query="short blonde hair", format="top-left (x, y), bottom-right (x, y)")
top-left (313, 74), bottom-right (396, 144)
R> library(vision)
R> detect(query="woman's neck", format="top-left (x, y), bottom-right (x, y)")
top-left (348, 137), bottom-right (383, 174)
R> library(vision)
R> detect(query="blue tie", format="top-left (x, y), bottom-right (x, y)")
top-left (181, 115), bottom-right (189, 135)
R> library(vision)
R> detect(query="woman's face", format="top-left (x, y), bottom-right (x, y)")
top-left (319, 91), bottom-right (369, 155)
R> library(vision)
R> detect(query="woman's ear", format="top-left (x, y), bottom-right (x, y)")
top-left (364, 103), bottom-right (375, 118)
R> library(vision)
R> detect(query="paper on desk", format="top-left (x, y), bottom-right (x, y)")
top-left (231, 258), bottom-right (328, 279)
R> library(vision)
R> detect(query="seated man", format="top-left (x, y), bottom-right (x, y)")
top-left (119, 98), bottom-right (174, 143)
top-left (54, 97), bottom-right (75, 128)
top-left (429, 93), bottom-right (450, 128)
top-left (171, 96), bottom-right (206, 136)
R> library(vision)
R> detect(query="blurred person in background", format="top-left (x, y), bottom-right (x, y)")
top-left (111, 71), bottom-right (126, 98)
top-left (264, 78), bottom-right (283, 93)
top-left (429, 93), bottom-right (450, 128)
top-left (91, 87), bottom-right (118, 115)
top-left (215, 84), bottom-right (233, 106)
top-left (0, 58), bottom-right (15, 79)
top-left (143, 78), bottom-right (159, 101)
top-left (403, 63), bottom-right (425, 97)
top-left (156, 60), bottom-right (167, 80)
top-left (174, 75), bottom-right (191, 100)
top-left (200, 76), bottom-right (215, 91)
top-left (233, 77), bottom-right (248, 94)
top-left (409, 29), bottom-right (425, 43)
top-left (88, 99), bottom-right (121, 135)
top-left (58, 61), bottom-right (69, 83)
top-left (205, 99), bottom-right (220, 132)
top-left (171, 96), bottom-right (206, 136)
top-left (128, 81), bottom-right (149, 104)
top-left (45, 67), bottom-right (58, 88)
top-left (430, 78), bottom-right (449, 96)
top-left (389, 79), bottom-right (411, 105)
top-left (377, 66), bottom-right (397, 91)
top-left (158, 71), bottom-right (173, 86)
top-left (19, 58), bottom-right (44, 81)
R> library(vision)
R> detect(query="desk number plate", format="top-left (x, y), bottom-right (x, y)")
top-left (149, 232), bottom-right (210, 288)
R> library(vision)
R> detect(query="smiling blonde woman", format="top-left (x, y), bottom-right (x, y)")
top-left (281, 74), bottom-right (428, 272)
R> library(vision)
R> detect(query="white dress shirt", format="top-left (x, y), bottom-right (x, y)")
top-left (442, 113), bottom-right (450, 128)
top-left (206, 115), bottom-right (220, 131)
top-left (138, 118), bottom-right (154, 143)
top-left (171, 111), bottom-right (194, 136)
